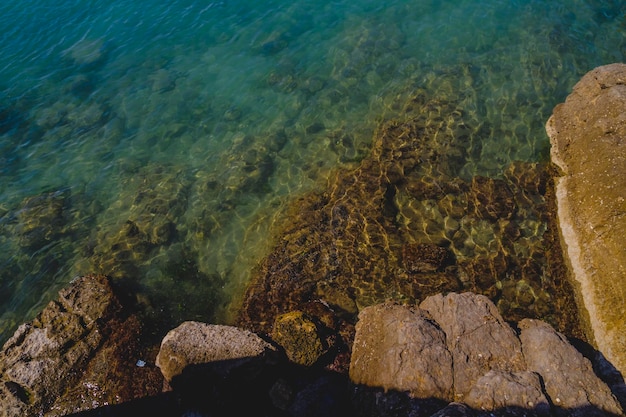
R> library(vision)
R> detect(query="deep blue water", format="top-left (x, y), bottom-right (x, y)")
top-left (0, 0), bottom-right (624, 339)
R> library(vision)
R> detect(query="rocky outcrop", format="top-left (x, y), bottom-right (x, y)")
top-left (546, 63), bottom-right (626, 377)
top-left (349, 292), bottom-right (623, 416)
top-left (0, 275), bottom-right (162, 417)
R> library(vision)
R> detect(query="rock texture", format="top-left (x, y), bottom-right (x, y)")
top-left (350, 303), bottom-right (453, 400)
top-left (420, 293), bottom-right (525, 399)
top-left (349, 292), bottom-right (623, 416)
top-left (271, 311), bottom-right (326, 367)
top-left (155, 321), bottom-right (278, 384)
top-left (520, 318), bottom-right (623, 416)
top-left (546, 62), bottom-right (626, 376)
top-left (0, 274), bottom-right (162, 417)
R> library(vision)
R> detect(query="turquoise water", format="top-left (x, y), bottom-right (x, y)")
top-left (0, 0), bottom-right (624, 340)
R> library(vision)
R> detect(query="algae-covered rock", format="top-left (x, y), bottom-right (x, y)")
top-left (14, 190), bottom-right (69, 250)
top-left (272, 311), bottom-right (326, 367)
top-left (402, 243), bottom-right (450, 273)
top-left (237, 77), bottom-right (583, 348)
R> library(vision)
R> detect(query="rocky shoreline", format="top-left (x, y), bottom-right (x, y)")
top-left (1, 64), bottom-right (626, 416)
top-left (0, 275), bottom-right (624, 416)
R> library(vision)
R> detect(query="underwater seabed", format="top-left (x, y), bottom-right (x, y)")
top-left (0, 0), bottom-right (625, 342)
top-left (237, 85), bottom-right (583, 345)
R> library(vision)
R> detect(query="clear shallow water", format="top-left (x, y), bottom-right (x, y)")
top-left (0, 0), bottom-right (624, 340)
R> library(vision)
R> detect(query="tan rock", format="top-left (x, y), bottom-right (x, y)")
top-left (464, 370), bottom-right (550, 414)
top-left (520, 318), bottom-right (623, 415)
top-left (349, 303), bottom-right (453, 400)
top-left (155, 321), bottom-right (277, 383)
top-left (546, 63), bottom-right (626, 376)
top-left (420, 292), bottom-right (526, 400)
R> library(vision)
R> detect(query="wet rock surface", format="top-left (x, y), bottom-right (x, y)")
top-left (547, 62), bottom-right (626, 378)
top-left (0, 274), bottom-right (162, 417)
top-left (272, 311), bottom-right (327, 367)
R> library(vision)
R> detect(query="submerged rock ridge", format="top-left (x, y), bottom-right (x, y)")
top-left (546, 63), bottom-right (626, 377)
top-left (237, 85), bottom-right (583, 352)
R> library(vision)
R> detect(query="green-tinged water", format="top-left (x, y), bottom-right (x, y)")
top-left (0, 0), bottom-right (624, 341)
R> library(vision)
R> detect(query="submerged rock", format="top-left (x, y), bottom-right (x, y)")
top-left (237, 82), bottom-right (583, 355)
top-left (547, 62), bottom-right (626, 378)
top-left (63, 38), bottom-right (108, 69)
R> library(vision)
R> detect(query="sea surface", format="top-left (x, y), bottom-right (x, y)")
top-left (0, 0), bottom-right (624, 341)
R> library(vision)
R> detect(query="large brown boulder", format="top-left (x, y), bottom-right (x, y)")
top-left (348, 293), bottom-right (623, 416)
top-left (546, 63), bottom-right (626, 376)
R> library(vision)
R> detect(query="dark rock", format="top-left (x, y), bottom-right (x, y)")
top-left (349, 303), bottom-right (453, 400)
top-left (429, 402), bottom-right (475, 417)
top-left (419, 293), bottom-right (526, 400)
top-left (519, 318), bottom-right (623, 416)
top-left (287, 374), bottom-right (351, 417)
top-left (46, 314), bottom-right (162, 416)
top-left (272, 311), bottom-right (326, 367)
top-left (402, 243), bottom-right (450, 273)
